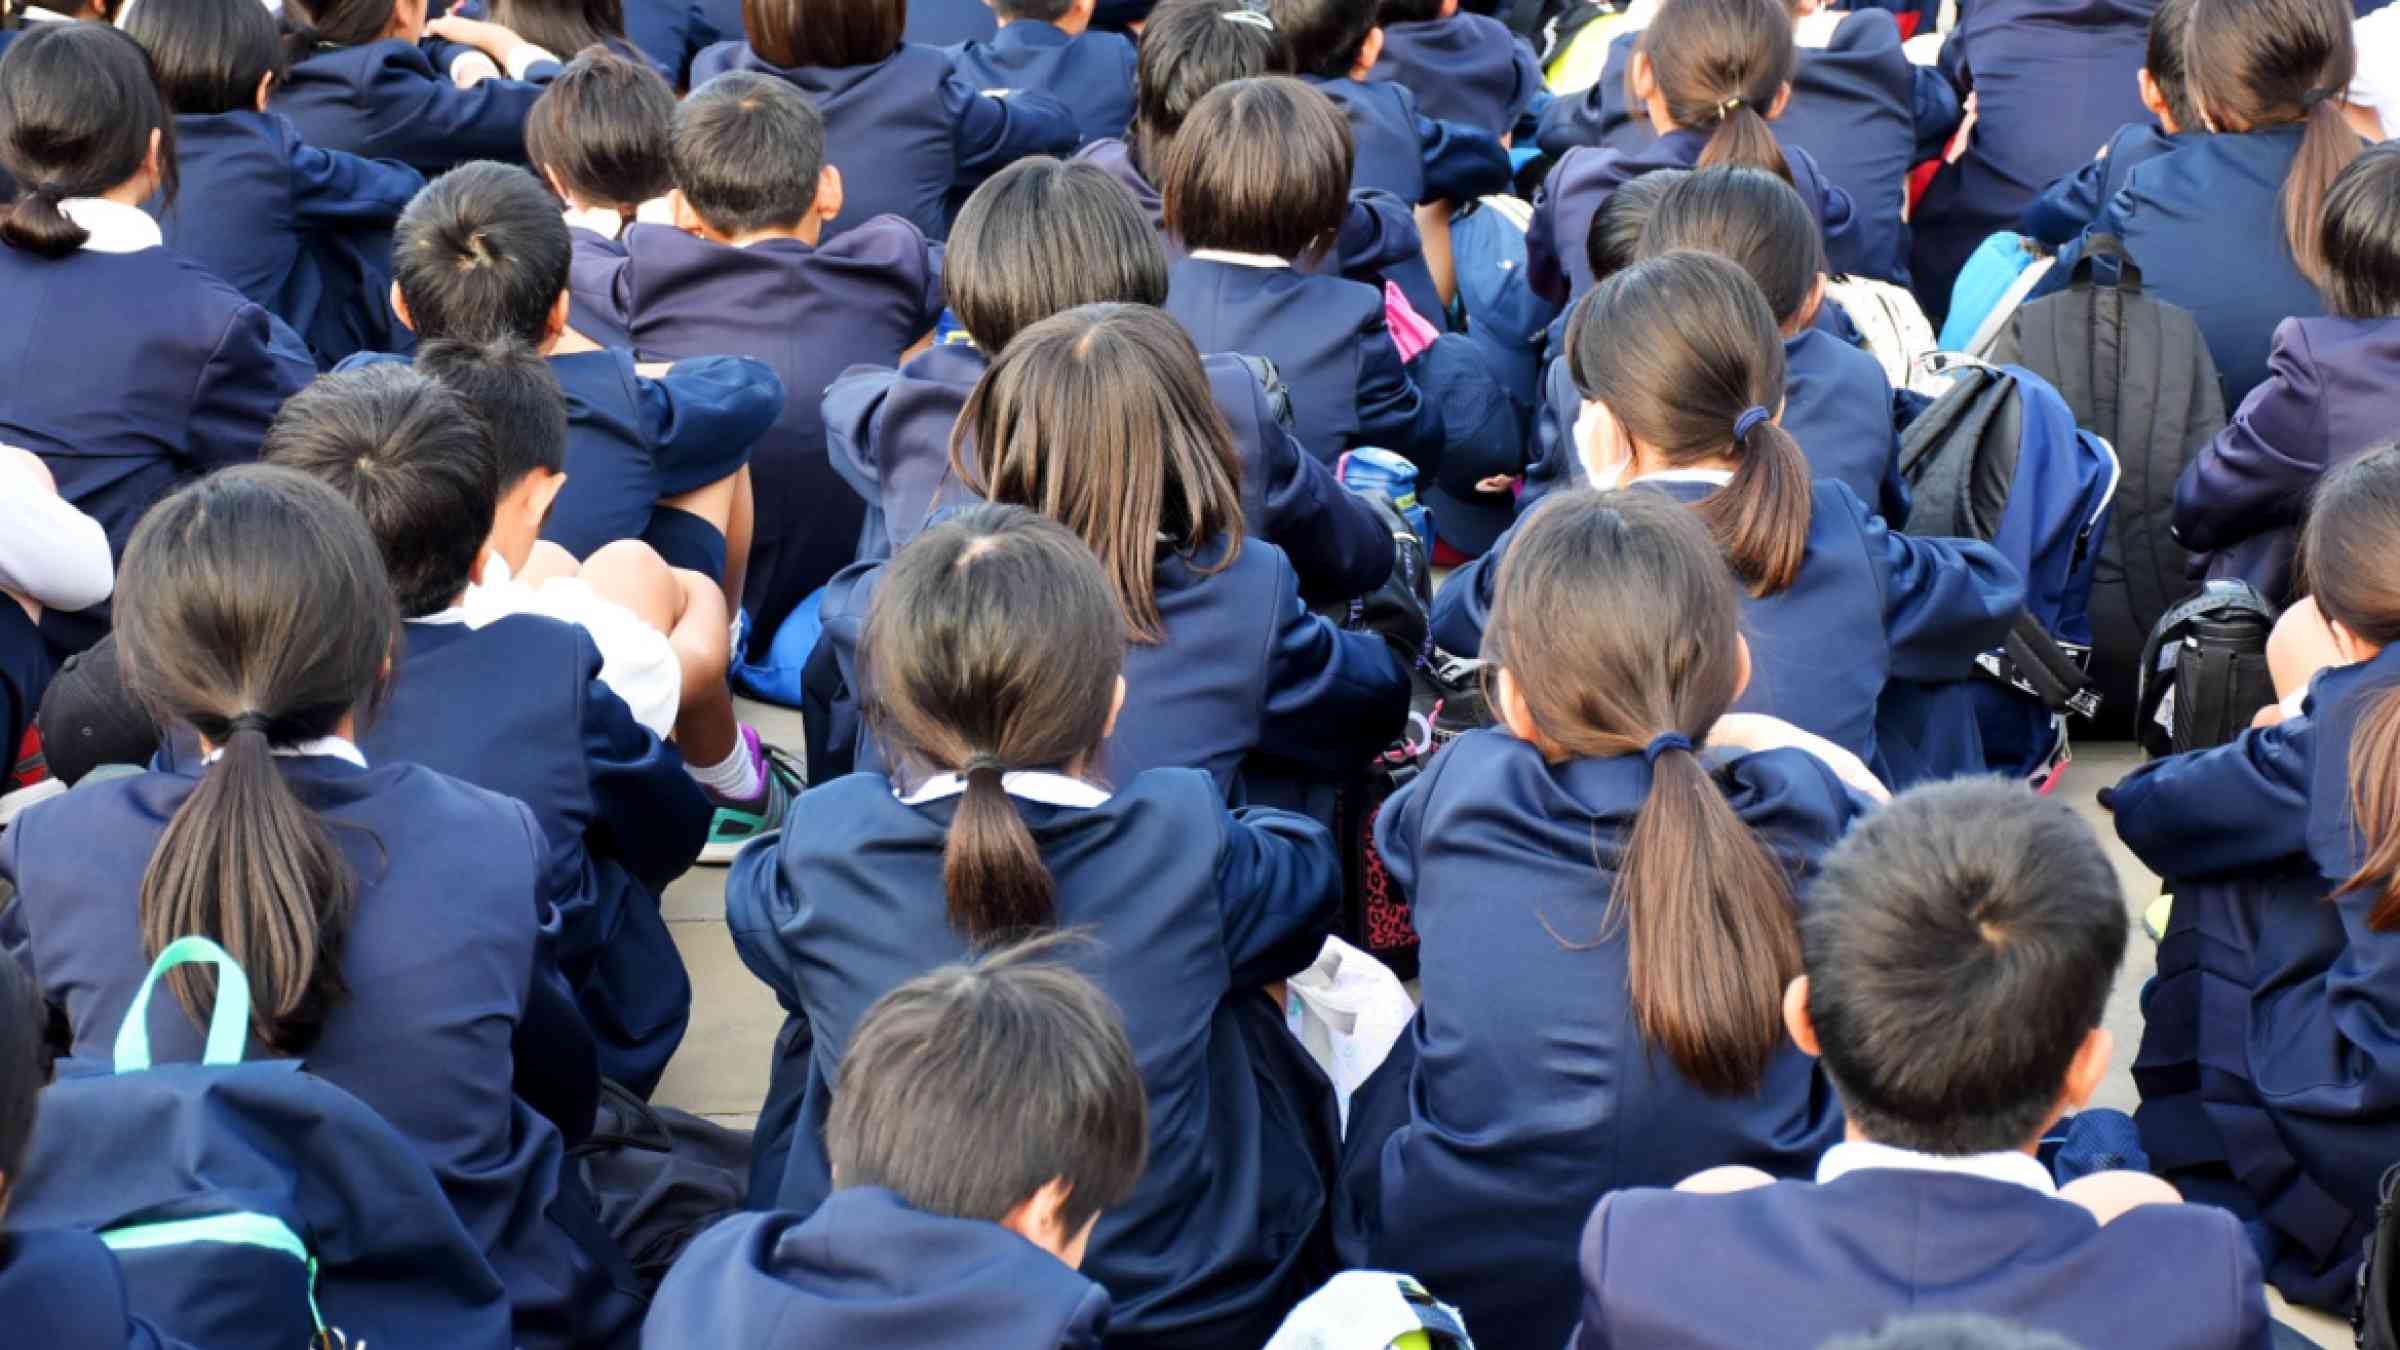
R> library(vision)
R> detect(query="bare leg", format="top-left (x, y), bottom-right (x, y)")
top-left (517, 539), bottom-right (585, 587)
top-left (657, 464), bottom-right (754, 612)
top-left (2268, 595), bottom-right (2344, 701)
top-left (664, 570), bottom-right (737, 767)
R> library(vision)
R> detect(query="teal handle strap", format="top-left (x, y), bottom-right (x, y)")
top-left (113, 936), bottom-right (252, 1073)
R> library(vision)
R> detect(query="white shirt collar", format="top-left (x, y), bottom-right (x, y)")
top-left (200, 735), bottom-right (369, 769)
top-left (898, 770), bottom-right (1111, 809)
top-left (17, 5), bottom-right (75, 19)
top-left (561, 197), bottom-right (675, 241)
top-left (1188, 247), bottom-right (1294, 270)
top-left (58, 197), bottom-right (164, 254)
top-left (1816, 1139), bottom-right (2057, 1196)
top-left (1632, 467), bottom-right (1736, 488)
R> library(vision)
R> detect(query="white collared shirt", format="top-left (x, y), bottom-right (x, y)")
top-left (1631, 467), bottom-right (1736, 488)
top-left (897, 770), bottom-right (1110, 809)
top-left (561, 198), bottom-right (676, 241)
top-left (1188, 247), bottom-right (1294, 270)
top-left (407, 550), bottom-right (681, 738)
top-left (1816, 1139), bottom-right (2058, 1196)
top-left (58, 197), bottom-right (164, 255)
top-left (200, 735), bottom-right (368, 769)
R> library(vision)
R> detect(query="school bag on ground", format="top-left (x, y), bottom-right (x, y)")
top-left (1990, 234), bottom-right (2228, 740)
top-left (8, 937), bottom-right (513, 1350)
top-left (573, 1078), bottom-right (752, 1291)
top-left (2135, 580), bottom-right (2279, 759)
top-left (2359, 1162), bottom-right (2400, 1349)
top-left (1825, 275), bottom-right (1949, 399)
top-left (1897, 355), bottom-right (2118, 784)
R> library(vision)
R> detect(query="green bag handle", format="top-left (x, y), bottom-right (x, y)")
top-left (114, 936), bottom-right (251, 1074)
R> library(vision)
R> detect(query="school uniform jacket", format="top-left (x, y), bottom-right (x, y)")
top-left (1340, 731), bottom-right (1859, 1350)
top-left (1298, 75), bottom-right (1513, 208)
top-left (686, 43), bottom-right (1078, 240)
top-left (726, 769), bottom-right (1341, 1348)
top-left (1435, 478), bottom-right (2023, 780)
top-left (1571, 1168), bottom-right (2270, 1348)
top-left (906, 0), bottom-right (999, 47)
top-left (272, 39), bottom-right (560, 174)
top-left (2018, 122), bottom-right (2191, 247)
top-left (1369, 13), bottom-right (1544, 139)
top-left (569, 218), bottom-right (941, 655)
top-left (0, 1230), bottom-right (189, 1350)
top-left (821, 341), bottom-right (1394, 602)
top-left (620, 0), bottom-right (722, 86)
top-left (643, 1192), bottom-right (1110, 1349)
top-left (158, 110), bottom-right (423, 368)
top-left (0, 755), bottom-right (642, 1350)
top-left (2172, 317), bottom-right (2400, 602)
top-left (948, 22), bottom-right (1137, 146)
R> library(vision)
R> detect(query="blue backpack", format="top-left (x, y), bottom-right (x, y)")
top-left (9, 938), bottom-right (514, 1350)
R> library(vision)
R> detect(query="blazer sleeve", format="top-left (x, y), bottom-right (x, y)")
top-left (1213, 800), bottom-right (1341, 989)
top-left (1255, 551), bottom-right (1412, 780)
top-left (285, 135), bottom-right (427, 225)
top-left (2172, 322), bottom-right (2325, 552)
top-left (2108, 718), bottom-right (2313, 878)
top-left (1534, 81), bottom-right (1609, 160)
top-left (567, 228), bottom-right (637, 334)
top-left (1413, 100), bottom-right (1513, 204)
top-left (637, 354), bottom-right (788, 497)
top-left (1253, 394), bottom-right (1397, 605)
top-left (366, 60), bottom-right (553, 169)
top-left (1909, 62), bottom-right (1965, 163)
top-left (1806, 159), bottom-right (1870, 283)
top-left (1568, 1192), bottom-right (1625, 1350)
top-left (940, 69), bottom-right (1079, 185)
top-left (186, 303), bottom-right (317, 474)
top-left (1851, 488), bottom-right (2024, 681)
top-left (577, 631), bottom-right (712, 891)
top-left (1524, 163), bottom-right (1574, 309)
top-left (1334, 188), bottom-right (1427, 285)
top-left (1354, 306), bottom-right (1448, 473)
top-left (725, 817), bottom-right (806, 1009)
top-left (1428, 518), bottom-right (1514, 657)
top-left (2018, 152), bottom-right (2114, 247)
top-left (821, 363), bottom-right (903, 506)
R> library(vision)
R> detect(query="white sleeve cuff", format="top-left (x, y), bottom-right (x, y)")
top-left (505, 43), bottom-right (560, 81)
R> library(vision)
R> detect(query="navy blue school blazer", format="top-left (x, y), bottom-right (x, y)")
top-left (2173, 316), bottom-right (2400, 602)
top-left (1164, 257), bottom-right (1447, 470)
top-left (0, 243), bottom-right (315, 561)
top-left (2018, 122), bottom-right (2191, 246)
top-left (620, 0), bottom-right (722, 86)
top-left (1910, 0), bottom-right (2152, 319)
top-left (2050, 125), bottom-right (2336, 409)
top-left (1369, 12), bottom-right (1544, 139)
top-left (1436, 479), bottom-right (2022, 780)
top-left (365, 615), bottom-right (710, 1096)
top-left (686, 43), bottom-right (1078, 240)
top-left (1300, 74), bottom-right (1513, 208)
top-left (0, 755), bottom-right (642, 1350)
top-left (1571, 1169), bottom-right (2270, 1349)
top-left (947, 21), bottom-right (1136, 146)
top-left (158, 110), bottom-right (423, 368)
top-left (1534, 11), bottom-right (1954, 290)
top-left (907, 0), bottom-right (999, 46)
top-left (727, 768), bottom-right (1339, 1348)
top-left (569, 218), bottom-right (941, 653)
top-left (642, 1192), bottom-right (1110, 1349)
top-left (272, 39), bottom-right (559, 174)
top-left (1338, 731), bottom-right (1858, 1350)
top-left (821, 340), bottom-right (1395, 601)
top-left (0, 1229), bottom-right (188, 1350)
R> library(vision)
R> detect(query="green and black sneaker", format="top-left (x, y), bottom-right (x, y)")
top-left (700, 728), bottom-right (803, 865)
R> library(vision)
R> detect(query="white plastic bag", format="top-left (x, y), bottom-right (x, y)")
top-left (1283, 937), bottom-right (1416, 1132)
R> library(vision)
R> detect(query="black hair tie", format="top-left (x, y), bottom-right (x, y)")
top-left (2301, 86), bottom-right (2340, 111)
top-left (227, 711), bottom-right (274, 738)
top-left (963, 752), bottom-right (1006, 777)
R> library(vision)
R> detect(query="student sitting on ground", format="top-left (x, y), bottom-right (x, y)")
top-left (0, 450), bottom-right (111, 781)
top-left (271, 0), bottom-right (563, 173)
top-left (1268, 0), bottom-right (1511, 211)
top-left (1570, 778), bottom-right (2270, 1348)
top-left (946, 0), bottom-right (1137, 146)
top-left (2017, 0), bottom-right (2205, 248)
top-left (1366, 0), bottom-right (1544, 143)
top-left (526, 46), bottom-right (680, 249)
top-left (647, 940), bottom-right (1146, 1348)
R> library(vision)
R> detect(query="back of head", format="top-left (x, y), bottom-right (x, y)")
top-left (740, 0), bottom-right (901, 68)
top-left (861, 506), bottom-right (1126, 940)
top-left (393, 161), bottom-right (572, 345)
top-left (1131, 0), bottom-right (1293, 173)
top-left (1160, 75), bottom-right (1350, 260)
top-left (413, 336), bottom-right (569, 485)
top-left (121, 0), bottom-right (286, 117)
top-left (2184, 0), bottom-right (2359, 283)
top-left (2144, 0), bottom-right (2202, 134)
top-left (1584, 167), bottom-right (1689, 291)
top-left (0, 23), bottom-right (179, 259)
top-left (1636, 0), bottom-right (1795, 182)
top-left (672, 71), bottom-right (825, 238)
top-left (947, 159), bottom-right (1170, 352)
top-left (115, 465), bottom-right (403, 1053)
top-left (2320, 143), bottom-right (2400, 320)
top-left (0, 953), bottom-right (40, 1200)
top-left (487, 0), bottom-right (625, 64)
top-left (2306, 444), bottom-right (2400, 928)
top-left (1567, 249), bottom-right (1813, 595)
top-left (279, 0), bottom-right (403, 57)
top-left (954, 303), bottom-right (1245, 642)
top-left (1804, 779), bottom-right (2127, 1154)
top-left (526, 46), bottom-right (677, 213)
top-left (1487, 489), bottom-right (1799, 1095)
top-left (1266, 0), bottom-right (1377, 77)
top-left (1639, 167), bottom-right (1825, 330)
top-left (1378, 0), bottom-right (1442, 23)
top-left (827, 935), bottom-right (1147, 1235)
top-left (997, 0), bottom-right (1076, 23)
top-left (262, 362), bottom-right (500, 618)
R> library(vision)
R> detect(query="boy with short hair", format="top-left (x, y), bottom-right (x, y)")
top-left (947, 0), bottom-right (1138, 146)
top-left (1570, 779), bottom-right (2272, 1350)
top-left (644, 941), bottom-right (1148, 1347)
top-left (1266, 0), bottom-right (1512, 207)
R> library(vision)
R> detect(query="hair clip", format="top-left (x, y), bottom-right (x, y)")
top-left (1714, 96), bottom-right (1744, 119)
top-left (1220, 7), bottom-right (1277, 30)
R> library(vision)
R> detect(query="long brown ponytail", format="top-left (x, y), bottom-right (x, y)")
top-left (2307, 445), bottom-right (2400, 930)
top-left (1568, 249), bottom-right (1813, 595)
top-left (2185, 0), bottom-right (2361, 285)
top-left (114, 467), bottom-right (399, 1052)
top-left (1487, 491), bottom-right (1803, 1095)
top-left (1633, 0), bottom-right (1797, 184)
top-left (860, 505), bottom-right (1126, 942)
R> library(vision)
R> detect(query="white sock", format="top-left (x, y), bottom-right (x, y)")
top-left (690, 737), bottom-right (763, 802)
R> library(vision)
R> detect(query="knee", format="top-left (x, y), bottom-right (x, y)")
top-left (1674, 1165), bottom-right (1777, 1195)
top-left (2057, 1169), bottom-right (2182, 1225)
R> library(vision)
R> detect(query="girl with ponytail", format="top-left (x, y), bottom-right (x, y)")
top-left (726, 502), bottom-right (1345, 1345)
top-left (1434, 249), bottom-right (2021, 785)
top-left (268, 0), bottom-right (564, 174)
top-left (1347, 487), bottom-right (1877, 1348)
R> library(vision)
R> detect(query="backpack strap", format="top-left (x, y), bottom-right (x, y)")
top-left (114, 936), bottom-right (251, 1074)
top-left (2135, 581), bottom-right (2279, 714)
top-left (1990, 609), bottom-right (2103, 719)
top-left (2069, 233), bottom-right (2145, 294)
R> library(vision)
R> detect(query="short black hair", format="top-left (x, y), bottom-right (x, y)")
top-left (2144, 0), bottom-right (2201, 133)
top-left (947, 159), bottom-right (1169, 350)
top-left (1803, 779), bottom-right (2128, 1156)
top-left (1639, 167), bottom-right (1826, 327)
top-left (1130, 0), bottom-right (1294, 171)
top-left (392, 161), bottom-right (572, 344)
top-left (121, 0), bottom-right (287, 117)
top-left (1266, 0), bottom-right (1380, 77)
top-left (1378, 0), bottom-right (1442, 23)
top-left (741, 0), bottom-right (902, 66)
top-left (827, 935), bottom-right (1148, 1234)
top-left (996, 0), bottom-right (1075, 22)
top-left (525, 46), bottom-right (676, 212)
top-left (1160, 76), bottom-right (1350, 259)
top-left (1585, 167), bottom-right (1687, 289)
top-left (0, 950), bottom-right (41, 1194)
top-left (0, 24), bottom-right (181, 259)
top-left (672, 72), bottom-right (825, 236)
top-left (1820, 1315), bottom-right (2087, 1350)
top-left (414, 337), bottom-right (569, 487)
top-left (2323, 142), bottom-right (2400, 319)
top-left (260, 362), bottom-right (499, 619)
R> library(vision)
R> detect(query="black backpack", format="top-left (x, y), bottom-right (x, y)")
top-left (2135, 580), bottom-right (2279, 759)
top-left (2358, 1162), bottom-right (2400, 1348)
top-left (1992, 234), bottom-right (2228, 739)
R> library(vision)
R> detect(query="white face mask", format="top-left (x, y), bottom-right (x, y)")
top-left (1574, 399), bottom-right (1631, 491)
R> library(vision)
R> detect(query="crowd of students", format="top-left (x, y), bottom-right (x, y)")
top-left (0, 0), bottom-right (2396, 1342)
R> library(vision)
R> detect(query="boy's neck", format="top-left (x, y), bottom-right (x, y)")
top-left (1842, 1121), bottom-right (2043, 1160)
top-left (695, 217), bottom-right (823, 248)
top-left (1002, 13), bottom-right (1090, 36)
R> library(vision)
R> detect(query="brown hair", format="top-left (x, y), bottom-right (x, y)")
top-left (741, 0), bottom-right (901, 68)
top-left (945, 159), bottom-right (1170, 352)
top-left (1486, 490), bottom-right (1802, 1095)
top-left (1633, 0), bottom-right (1796, 184)
top-left (1567, 249), bottom-right (1813, 595)
top-left (1159, 75), bottom-right (1350, 261)
top-left (2184, 0), bottom-right (2361, 284)
top-left (1130, 0), bottom-right (1293, 177)
top-left (2310, 445), bottom-right (2400, 929)
top-left (952, 303), bottom-right (1246, 642)
top-left (860, 506), bottom-right (1125, 940)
